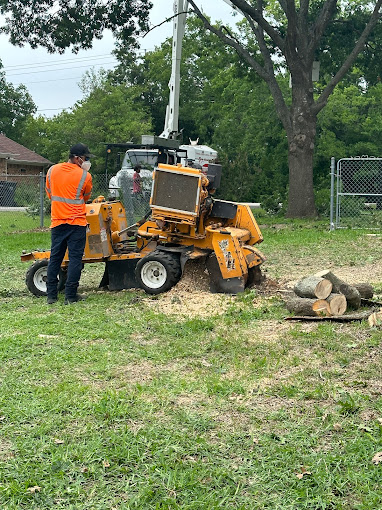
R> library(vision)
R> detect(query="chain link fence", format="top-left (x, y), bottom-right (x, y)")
top-left (332, 157), bottom-right (382, 229)
top-left (0, 172), bottom-right (151, 228)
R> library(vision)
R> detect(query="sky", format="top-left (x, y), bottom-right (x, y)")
top-left (0, 1), bottom-right (237, 117)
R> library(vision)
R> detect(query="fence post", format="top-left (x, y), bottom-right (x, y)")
top-left (39, 171), bottom-right (44, 228)
top-left (330, 157), bottom-right (335, 231)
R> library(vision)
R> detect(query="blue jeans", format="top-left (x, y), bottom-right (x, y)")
top-left (47, 224), bottom-right (86, 300)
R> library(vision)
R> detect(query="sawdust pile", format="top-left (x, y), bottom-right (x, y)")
top-left (144, 261), bottom-right (283, 318)
top-left (173, 258), bottom-right (210, 293)
top-left (145, 259), bottom-right (234, 318)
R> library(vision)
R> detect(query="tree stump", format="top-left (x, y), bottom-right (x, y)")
top-left (285, 296), bottom-right (331, 316)
top-left (314, 270), bottom-right (361, 309)
top-left (293, 276), bottom-right (332, 299)
top-left (353, 283), bottom-right (374, 299)
top-left (327, 293), bottom-right (347, 316)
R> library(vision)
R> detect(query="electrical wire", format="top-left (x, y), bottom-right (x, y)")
top-left (3, 53), bottom-right (113, 70)
top-left (12, 75), bottom-right (86, 85)
top-left (6, 59), bottom-right (117, 77)
top-left (36, 107), bottom-right (71, 112)
top-left (2, 48), bottom-right (151, 73)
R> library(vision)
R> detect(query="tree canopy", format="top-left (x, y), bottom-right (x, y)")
top-left (0, 0), bottom-right (152, 52)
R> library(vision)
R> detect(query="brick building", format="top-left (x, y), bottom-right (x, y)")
top-left (0, 134), bottom-right (52, 206)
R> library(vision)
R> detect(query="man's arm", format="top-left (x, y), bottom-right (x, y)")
top-left (83, 174), bottom-right (93, 202)
top-left (45, 166), bottom-right (53, 199)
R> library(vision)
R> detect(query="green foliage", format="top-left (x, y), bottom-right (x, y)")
top-left (314, 186), bottom-right (331, 217)
top-left (20, 80), bottom-right (153, 175)
top-left (0, 63), bottom-right (36, 140)
top-left (0, 1), bottom-right (151, 53)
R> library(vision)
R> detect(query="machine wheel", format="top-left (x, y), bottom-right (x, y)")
top-left (135, 251), bottom-right (181, 295)
top-left (25, 260), bottom-right (67, 297)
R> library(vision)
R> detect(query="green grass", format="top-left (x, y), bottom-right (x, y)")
top-left (0, 212), bottom-right (381, 509)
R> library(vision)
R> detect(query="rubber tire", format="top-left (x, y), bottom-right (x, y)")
top-left (135, 251), bottom-right (181, 295)
top-left (25, 260), bottom-right (67, 297)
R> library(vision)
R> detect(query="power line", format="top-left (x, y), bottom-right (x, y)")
top-left (6, 60), bottom-right (117, 77)
top-left (12, 75), bottom-right (85, 85)
top-left (36, 107), bottom-right (71, 112)
top-left (3, 53), bottom-right (113, 71)
top-left (2, 48), bottom-right (153, 73)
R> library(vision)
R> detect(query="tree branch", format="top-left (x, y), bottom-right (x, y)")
top-left (188, 0), bottom-right (291, 132)
top-left (314, 0), bottom-right (382, 114)
top-left (299, 0), bottom-right (310, 23)
top-left (284, 0), bottom-right (300, 62)
top-left (143, 11), bottom-right (188, 38)
top-left (309, 0), bottom-right (338, 56)
top-left (222, 0), bottom-right (286, 51)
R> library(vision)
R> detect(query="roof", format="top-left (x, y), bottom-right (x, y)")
top-left (0, 133), bottom-right (52, 165)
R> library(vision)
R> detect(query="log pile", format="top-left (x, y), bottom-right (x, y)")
top-left (284, 271), bottom-right (374, 318)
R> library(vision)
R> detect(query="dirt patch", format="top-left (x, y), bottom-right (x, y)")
top-left (112, 360), bottom-right (157, 385)
top-left (0, 439), bottom-right (15, 461)
top-left (146, 291), bottom-right (233, 318)
top-left (245, 319), bottom-right (297, 344)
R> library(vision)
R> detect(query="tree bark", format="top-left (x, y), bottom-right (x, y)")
top-left (353, 283), bottom-right (374, 299)
top-left (285, 89), bottom-right (318, 218)
top-left (294, 276), bottom-right (332, 299)
top-left (285, 311), bottom-right (371, 322)
top-left (285, 296), bottom-right (330, 316)
top-left (314, 270), bottom-right (361, 309)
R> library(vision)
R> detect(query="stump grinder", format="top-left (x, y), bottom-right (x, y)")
top-left (21, 161), bottom-right (265, 296)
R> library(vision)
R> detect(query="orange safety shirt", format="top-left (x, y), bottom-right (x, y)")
top-left (46, 162), bottom-right (92, 228)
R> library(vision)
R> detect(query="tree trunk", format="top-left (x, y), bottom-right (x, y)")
top-left (285, 82), bottom-right (318, 218)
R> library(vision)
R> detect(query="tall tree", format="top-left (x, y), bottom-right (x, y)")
top-left (188, 0), bottom-right (382, 217)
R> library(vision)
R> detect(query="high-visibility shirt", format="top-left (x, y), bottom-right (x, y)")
top-left (46, 162), bottom-right (92, 228)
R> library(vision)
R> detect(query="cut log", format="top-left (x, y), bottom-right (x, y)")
top-left (327, 293), bottom-right (347, 316)
top-left (285, 296), bottom-right (331, 316)
top-left (353, 283), bottom-right (374, 299)
top-left (294, 276), bottom-right (332, 299)
top-left (314, 270), bottom-right (361, 309)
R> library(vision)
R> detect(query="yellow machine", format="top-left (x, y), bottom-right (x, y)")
top-left (22, 162), bottom-right (265, 296)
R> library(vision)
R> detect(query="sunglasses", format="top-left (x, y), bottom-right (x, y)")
top-left (77, 155), bottom-right (90, 161)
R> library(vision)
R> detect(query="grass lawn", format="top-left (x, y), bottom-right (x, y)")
top-left (0, 212), bottom-right (381, 509)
